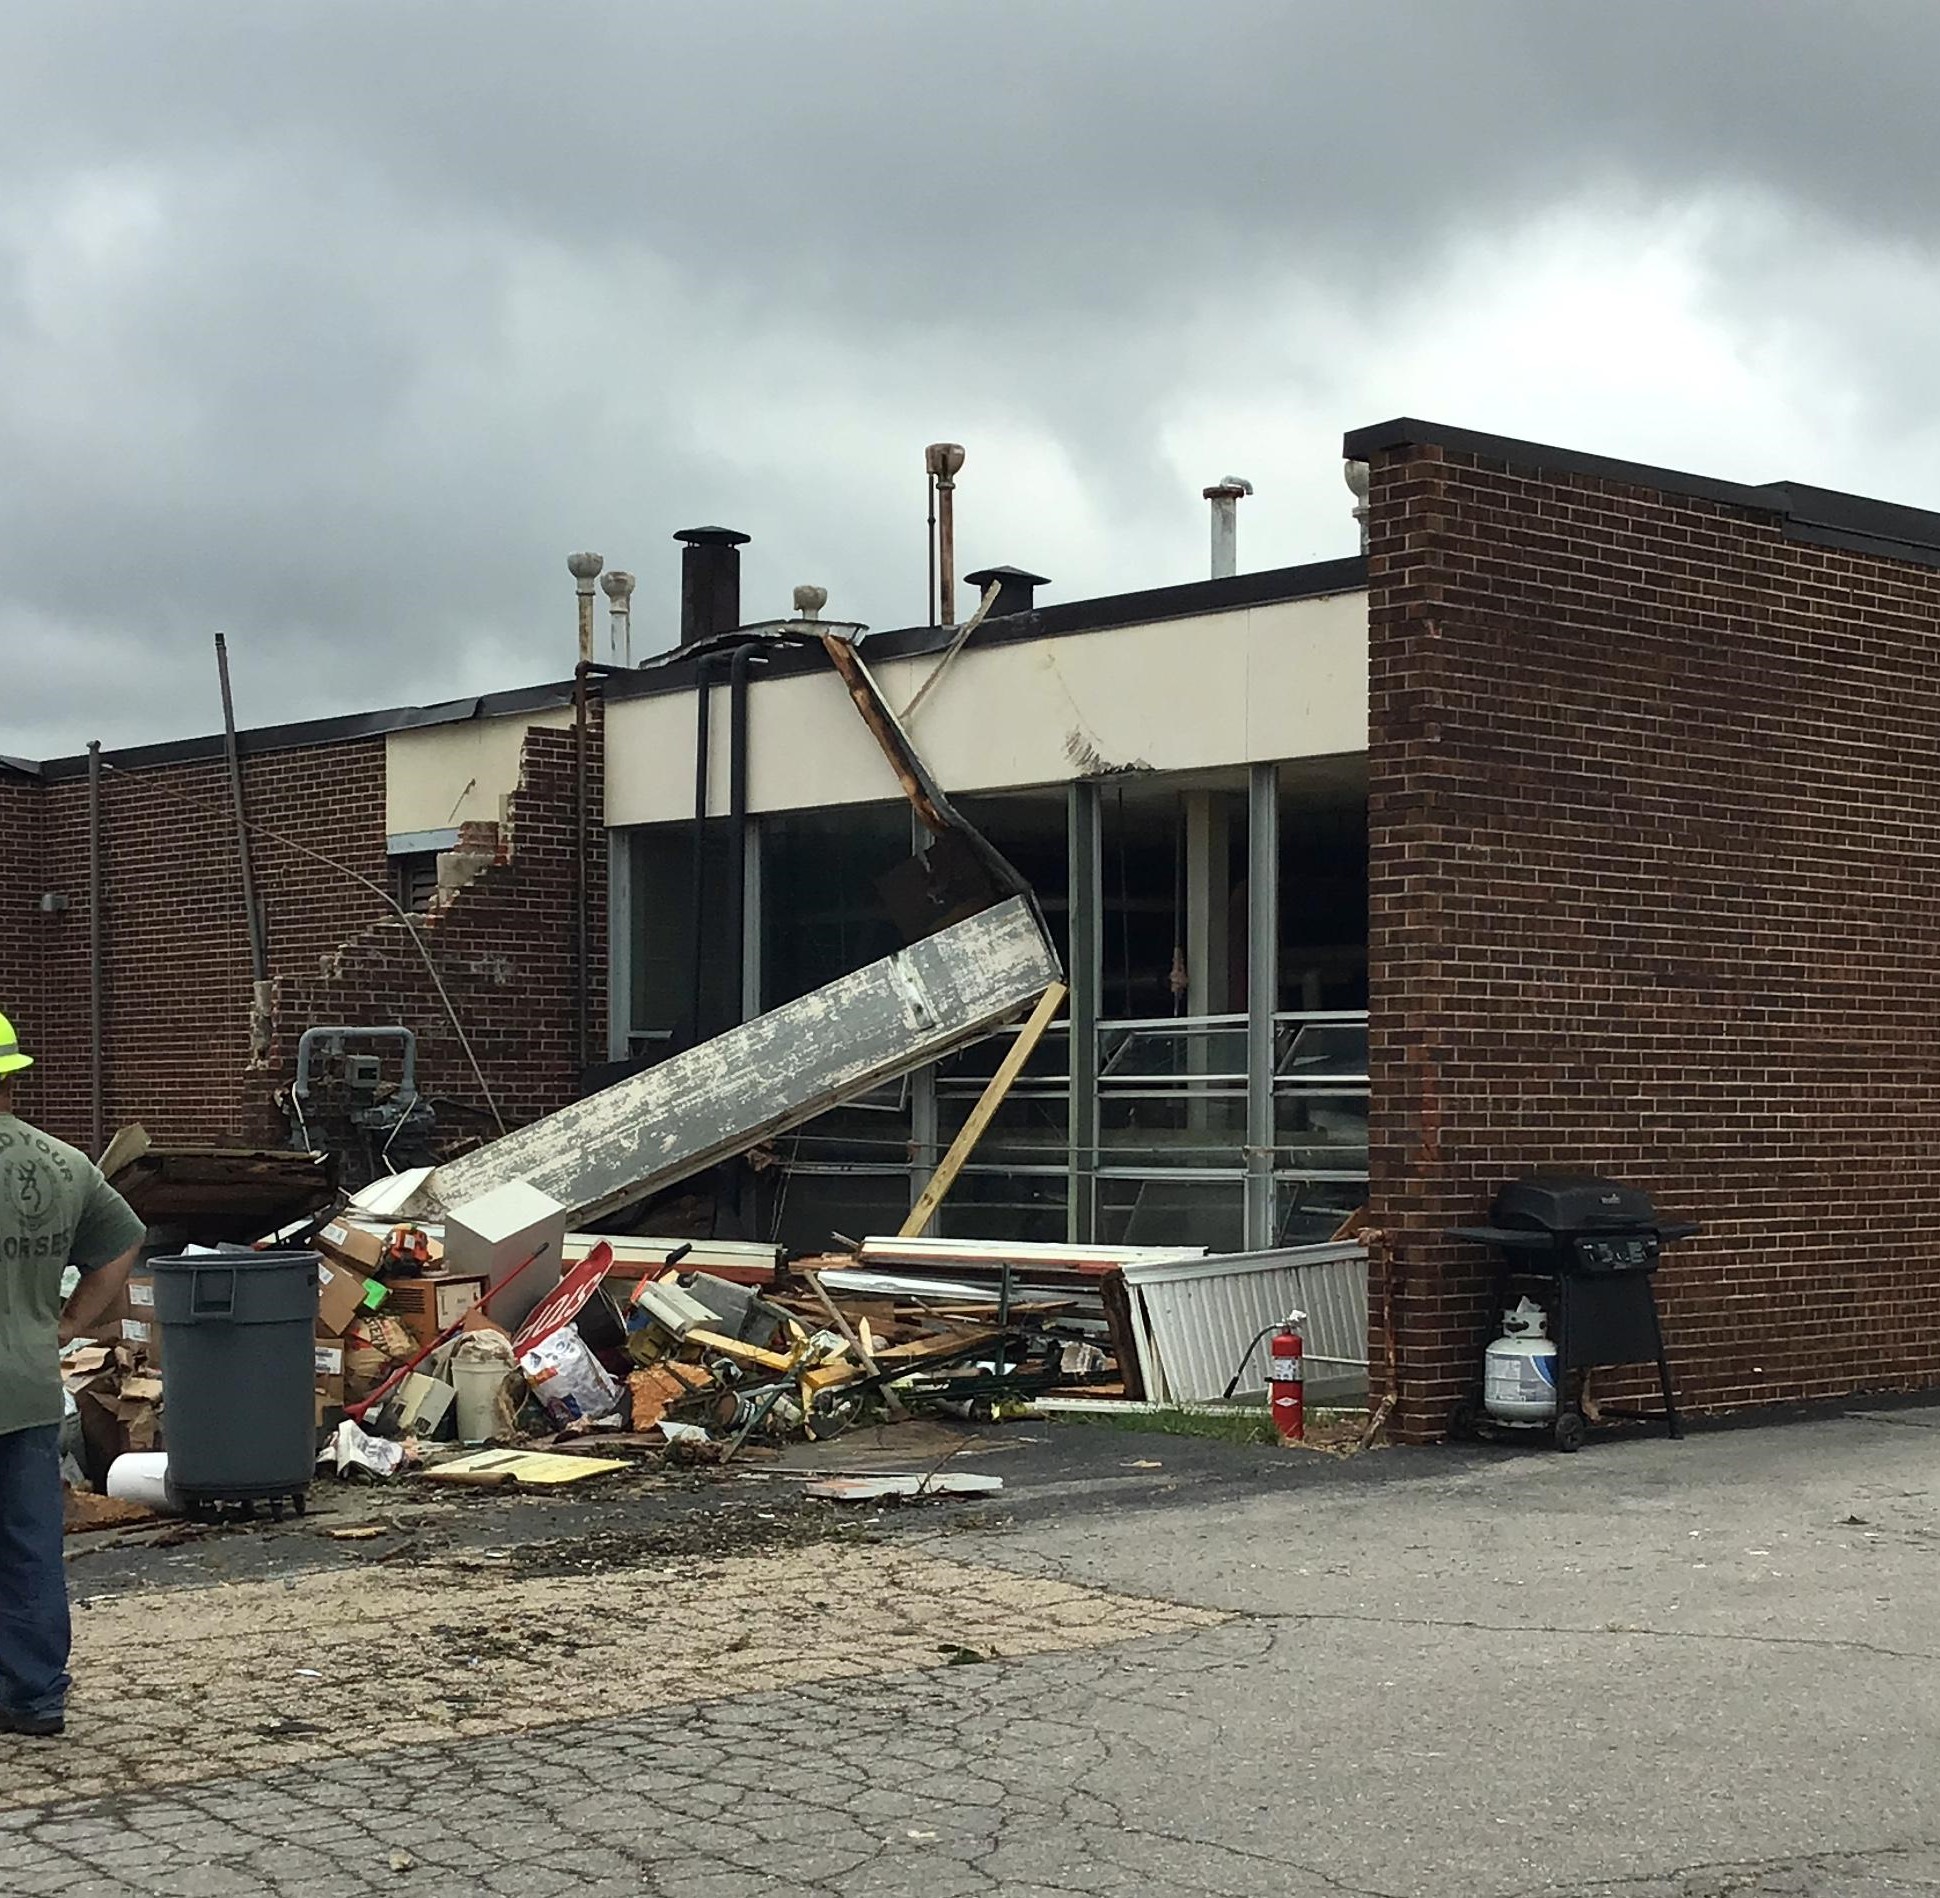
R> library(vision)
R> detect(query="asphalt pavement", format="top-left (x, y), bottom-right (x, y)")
top-left (6, 1403), bottom-right (1940, 1896)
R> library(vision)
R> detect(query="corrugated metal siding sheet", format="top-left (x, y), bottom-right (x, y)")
top-left (1120, 1243), bottom-right (1369, 1403)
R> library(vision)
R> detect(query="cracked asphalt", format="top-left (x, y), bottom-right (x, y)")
top-left (6, 1404), bottom-right (1940, 1896)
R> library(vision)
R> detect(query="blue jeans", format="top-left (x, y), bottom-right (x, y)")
top-left (0, 1425), bottom-right (69, 1720)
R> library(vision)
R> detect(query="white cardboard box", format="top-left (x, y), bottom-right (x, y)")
top-left (442, 1181), bottom-right (568, 1336)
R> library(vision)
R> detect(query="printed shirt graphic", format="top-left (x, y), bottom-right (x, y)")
top-left (0, 1115), bottom-right (145, 1435)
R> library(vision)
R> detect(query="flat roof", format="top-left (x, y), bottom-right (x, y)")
top-left (1343, 417), bottom-right (1940, 569)
top-left (25, 554), bottom-right (1369, 781)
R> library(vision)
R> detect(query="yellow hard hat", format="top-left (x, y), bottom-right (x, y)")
top-left (0, 1010), bottom-right (32, 1078)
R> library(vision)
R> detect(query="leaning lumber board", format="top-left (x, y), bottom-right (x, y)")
top-left (901, 981), bottom-right (1067, 1238)
top-left (683, 1328), bottom-right (798, 1374)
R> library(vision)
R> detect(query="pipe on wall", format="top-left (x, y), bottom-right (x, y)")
top-left (687, 653), bottom-right (721, 1050)
top-left (87, 739), bottom-right (104, 1157)
top-left (724, 643), bottom-right (762, 1026)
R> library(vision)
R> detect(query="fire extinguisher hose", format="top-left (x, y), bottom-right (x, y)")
top-left (1219, 1323), bottom-right (1284, 1402)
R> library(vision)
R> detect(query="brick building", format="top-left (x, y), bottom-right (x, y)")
top-left (9, 420), bottom-right (1940, 1437)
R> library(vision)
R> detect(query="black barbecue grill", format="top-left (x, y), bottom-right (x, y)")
top-left (1450, 1174), bottom-right (1698, 1451)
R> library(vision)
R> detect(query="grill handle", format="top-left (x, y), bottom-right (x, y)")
top-left (1446, 1226), bottom-right (1557, 1251)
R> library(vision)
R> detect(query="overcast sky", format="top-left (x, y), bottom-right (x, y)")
top-left (5, 0), bottom-right (1938, 759)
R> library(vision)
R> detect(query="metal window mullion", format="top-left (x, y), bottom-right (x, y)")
top-left (1245, 762), bottom-right (1279, 1251)
top-left (607, 827), bottom-right (634, 1061)
top-left (741, 814), bottom-right (763, 1024)
top-left (1067, 778), bottom-right (1102, 1243)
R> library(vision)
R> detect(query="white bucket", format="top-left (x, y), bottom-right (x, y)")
top-left (452, 1342), bottom-right (515, 1444)
top-left (105, 1451), bottom-right (180, 1513)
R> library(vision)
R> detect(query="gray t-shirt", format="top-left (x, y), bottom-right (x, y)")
top-left (0, 1114), bottom-right (146, 1435)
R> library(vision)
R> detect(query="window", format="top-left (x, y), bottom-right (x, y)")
top-left (395, 852), bottom-right (439, 915)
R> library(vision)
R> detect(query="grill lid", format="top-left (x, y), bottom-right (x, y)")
top-left (1491, 1174), bottom-right (1662, 1234)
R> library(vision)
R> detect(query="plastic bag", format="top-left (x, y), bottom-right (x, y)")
top-left (518, 1327), bottom-right (621, 1426)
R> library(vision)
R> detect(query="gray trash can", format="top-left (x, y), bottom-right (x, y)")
top-left (151, 1250), bottom-right (320, 1515)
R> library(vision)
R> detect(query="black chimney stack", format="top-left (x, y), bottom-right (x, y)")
top-left (962, 564), bottom-right (1049, 617)
top-left (674, 526), bottom-right (750, 645)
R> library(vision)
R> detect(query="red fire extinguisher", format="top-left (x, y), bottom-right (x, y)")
top-left (1267, 1312), bottom-right (1306, 1443)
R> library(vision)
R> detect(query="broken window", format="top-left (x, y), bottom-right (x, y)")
top-left (394, 852), bottom-right (439, 915)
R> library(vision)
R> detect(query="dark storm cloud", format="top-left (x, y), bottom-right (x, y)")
top-left (3, 1), bottom-right (1937, 757)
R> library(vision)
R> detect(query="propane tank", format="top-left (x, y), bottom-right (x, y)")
top-left (1267, 1310), bottom-right (1306, 1442)
top-left (1483, 1297), bottom-right (1559, 1422)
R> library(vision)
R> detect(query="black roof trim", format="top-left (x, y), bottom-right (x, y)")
top-left (1341, 416), bottom-right (1940, 573)
top-left (1341, 417), bottom-right (1788, 515)
top-left (603, 554), bottom-right (1368, 705)
top-left (0, 754), bottom-right (42, 782)
top-left (33, 680), bottom-right (579, 783)
top-left (1782, 520), bottom-right (1940, 573)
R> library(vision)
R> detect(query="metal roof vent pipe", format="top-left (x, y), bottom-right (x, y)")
top-left (925, 442), bottom-right (966, 626)
top-left (674, 526), bottom-right (750, 646)
top-left (568, 551), bottom-right (605, 662)
top-left (1203, 477), bottom-right (1252, 580)
top-left (600, 569), bottom-right (636, 667)
top-left (962, 565), bottom-right (1048, 617)
top-left (1344, 459), bottom-right (1371, 553)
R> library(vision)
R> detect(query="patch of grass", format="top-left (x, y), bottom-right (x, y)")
top-left (1053, 1405), bottom-right (1372, 1449)
top-left (1060, 1405), bottom-right (1282, 1445)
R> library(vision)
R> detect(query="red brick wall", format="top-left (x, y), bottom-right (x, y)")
top-left (262, 719), bottom-right (606, 1149)
top-left (0, 773), bottom-right (47, 1110)
top-left (10, 709), bottom-right (604, 1159)
top-left (1366, 440), bottom-right (1940, 1437)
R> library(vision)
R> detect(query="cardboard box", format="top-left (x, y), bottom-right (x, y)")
top-left (314, 1338), bottom-right (346, 1380)
top-left (318, 1219), bottom-right (442, 1278)
top-left (102, 1270), bottom-right (163, 1365)
top-left (387, 1371), bottom-right (454, 1437)
top-left (316, 1255), bottom-right (382, 1336)
top-left (382, 1274), bottom-right (490, 1347)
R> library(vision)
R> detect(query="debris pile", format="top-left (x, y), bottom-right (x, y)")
top-left (307, 1222), bottom-right (1132, 1472)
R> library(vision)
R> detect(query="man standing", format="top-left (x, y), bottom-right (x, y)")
top-left (0, 1012), bottom-right (143, 1739)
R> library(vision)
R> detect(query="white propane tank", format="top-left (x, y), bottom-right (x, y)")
top-left (1483, 1297), bottom-right (1559, 1422)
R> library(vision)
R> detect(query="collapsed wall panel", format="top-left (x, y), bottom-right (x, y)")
top-left (399, 895), bottom-right (1061, 1228)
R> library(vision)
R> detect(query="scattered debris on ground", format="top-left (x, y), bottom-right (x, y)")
top-left (63, 1193), bottom-right (1375, 1538)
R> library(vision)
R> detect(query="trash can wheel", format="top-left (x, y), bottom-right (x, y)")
top-left (1554, 1410), bottom-right (1587, 1453)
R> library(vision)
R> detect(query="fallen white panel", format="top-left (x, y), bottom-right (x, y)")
top-left (398, 897), bottom-right (1061, 1229)
top-left (1119, 1242), bottom-right (1369, 1404)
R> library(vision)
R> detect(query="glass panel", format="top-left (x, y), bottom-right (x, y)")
top-left (1097, 1176), bottom-right (1244, 1252)
top-left (935, 1091), bottom-right (1067, 1170)
top-left (751, 1165), bottom-right (912, 1255)
top-left (935, 1021), bottom-right (1070, 1087)
top-left (1100, 1021), bottom-right (1249, 1080)
top-left (935, 1168), bottom-right (1070, 1245)
top-left (1275, 1089), bottom-right (1369, 1172)
top-left (627, 822), bottom-right (737, 1055)
top-left (1277, 767), bottom-right (1368, 1012)
top-left (761, 800), bottom-right (911, 1009)
top-left (1274, 1179), bottom-right (1367, 1246)
top-left (1276, 1021), bottom-right (1369, 1080)
top-left (954, 791), bottom-right (1073, 969)
top-left (1099, 1095), bottom-right (1246, 1171)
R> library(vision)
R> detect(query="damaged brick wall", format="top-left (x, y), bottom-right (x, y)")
top-left (258, 717), bottom-right (607, 1151)
top-left (1365, 438), bottom-right (1940, 1439)
top-left (15, 711), bottom-right (603, 1159)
